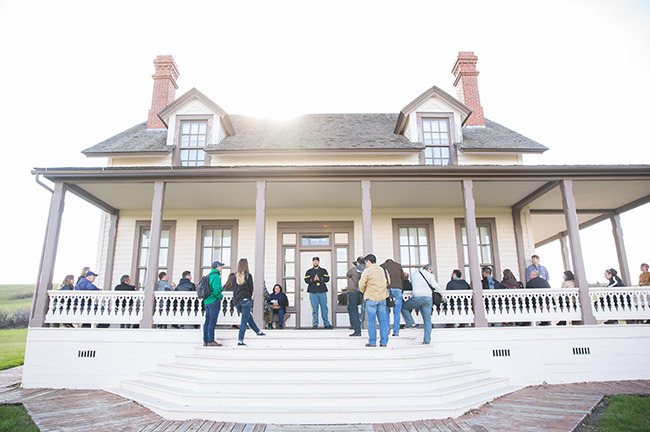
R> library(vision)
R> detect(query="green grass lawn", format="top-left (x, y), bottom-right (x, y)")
top-left (593, 395), bottom-right (650, 432)
top-left (0, 404), bottom-right (38, 432)
top-left (0, 284), bottom-right (34, 313)
top-left (0, 328), bottom-right (28, 371)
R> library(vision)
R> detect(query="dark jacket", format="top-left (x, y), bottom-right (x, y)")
top-left (606, 276), bottom-right (625, 287)
top-left (176, 278), bottom-right (196, 291)
top-left (446, 278), bottom-right (471, 290)
top-left (58, 284), bottom-right (74, 291)
top-left (304, 266), bottom-right (330, 293)
top-left (381, 260), bottom-right (405, 290)
top-left (345, 265), bottom-right (364, 292)
top-left (501, 278), bottom-right (521, 289)
top-left (269, 292), bottom-right (289, 312)
top-left (114, 283), bottom-right (136, 291)
top-left (481, 277), bottom-right (502, 290)
top-left (526, 277), bottom-right (551, 288)
top-left (75, 278), bottom-right (99, 291)
top-left (232, 273), bottom-right (255, 305)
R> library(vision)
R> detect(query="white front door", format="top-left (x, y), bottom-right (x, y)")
top-left (299, 251), bottom-right (332, 328)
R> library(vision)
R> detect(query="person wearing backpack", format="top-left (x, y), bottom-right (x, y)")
top-left (203, 261), bottom-right (225, 347)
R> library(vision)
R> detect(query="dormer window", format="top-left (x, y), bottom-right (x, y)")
top-left (421, 118), bottom-right (451, 166)
top-left (179, 120), bottom-right (207, 166)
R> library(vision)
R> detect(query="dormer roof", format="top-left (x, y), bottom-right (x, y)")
top-left (394, 85), bottom-right (472, 134)
top-left (157, 87), bottom-right (235, 136)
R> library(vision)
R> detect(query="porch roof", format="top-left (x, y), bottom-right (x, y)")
top-left (33, 164), bottom-right (650, 247)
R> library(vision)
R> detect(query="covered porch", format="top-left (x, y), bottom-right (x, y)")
top-left (30, 165), bottom-right (650, 329)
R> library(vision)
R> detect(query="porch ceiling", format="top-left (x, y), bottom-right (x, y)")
top-left (528, 180), bottom-right (650, 211)
top-left (266, 181), bottom-right (361, 208)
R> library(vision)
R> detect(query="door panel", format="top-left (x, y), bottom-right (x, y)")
top-left (299, 251), bottom-right (332, 328)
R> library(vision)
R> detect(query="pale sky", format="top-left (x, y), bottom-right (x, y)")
top-left (0, 0), bottom-right (648, 286)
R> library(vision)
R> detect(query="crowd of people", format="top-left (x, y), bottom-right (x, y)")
top-left (57, 256), bottom-right (650, 347)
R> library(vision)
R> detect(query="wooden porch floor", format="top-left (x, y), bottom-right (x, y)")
top-left (1, 368), bottom-right (648, 432)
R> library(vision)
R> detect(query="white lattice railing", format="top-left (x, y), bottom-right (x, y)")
top-left (45, 290), bottom-right (144, 324)
top-left (590, 287), bottom-right (650, 321)
top-left (483, 288), bottom-right (582, 323)
top-left (45, 287), bottom-right (650, 327)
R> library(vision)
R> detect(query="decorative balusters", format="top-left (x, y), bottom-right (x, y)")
top-left (45, 291), bottom-right (144, 324)
top-left (591, 287), bottom-right (650, 321)
top-left (483, 288), bottom-right (581, 323)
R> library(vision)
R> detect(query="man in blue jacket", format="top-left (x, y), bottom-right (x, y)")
top-left (75, 271), bottom-right (99, 290)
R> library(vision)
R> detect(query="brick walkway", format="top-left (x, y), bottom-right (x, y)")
top-left (1, 367), bottom-right (648, 431)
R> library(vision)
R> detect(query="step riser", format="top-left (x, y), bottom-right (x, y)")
top-left (176, 356), bottom-right (445, 369)
top-left (157, 361), bottom-right (471, 380)
top-left (193, 346), bottom-right (442, 358)
top-left (121, 379), bottom-right (506, 408)
top-left (202, 339), bottom-right (418, 348)
top-left (139, 371), bottom-right (490, 393)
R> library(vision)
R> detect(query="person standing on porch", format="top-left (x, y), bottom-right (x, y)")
top-left (75, 271), bottom-right (99, 290)
top-left (203, 261), bottom-right (225, 347)
top-left (359, 254), bottom-right (390, 347)
top-left (401, 264), bottom-right (438, 345)
top-left (230, 258), bottom-right (266, 346)
top-left (381, 258), bottom-right (405, 337)
top-left (346, 256), bottom-right (366, 337)
top-left (304, 257), bottom-right (333, 329)
top-left (526, 255), bottom-right (549, 281)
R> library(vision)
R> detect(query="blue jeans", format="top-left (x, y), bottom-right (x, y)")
top-left (203, 300), bottom-right (221, 344)
top-left (401, 296), bottom-right (433, 344)
top-left (309, 292), bottom-right (330, 327)
top-left (236, 298), bottom-right (261, 342)
top-left (385, 288), bottom-right (403, 335)
top-left (365, 299), bottom-right (389, 346)
top-left (272, 308), bottom-right (285, 327)
top-left (347, 291), bottom-right (362, 333)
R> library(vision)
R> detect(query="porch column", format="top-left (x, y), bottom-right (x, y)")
top-left (610, 214), bottom-right (631, 285)
top-left (103, 213), bottom-right (119, 290)
top-left (253, 180), bottom-right (266, 325)
top-left (559, 233), bottom-right (571, 272)
top-left (461, 180), bottom-right (488, 327)
top-left (361, 180), bottom-right (372, 254)
top-left (560, 179), bottom-right (596, 324)
top-left (140, 181), bottom-right (165, 328)
top-left (30, 182), bottom-right (66, 327)
top-left (512, 208), bottom-right (527, 281)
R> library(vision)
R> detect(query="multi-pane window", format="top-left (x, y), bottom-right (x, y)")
top-left (200, 227), bottom-right (233, 278)
top-left (457, 220), bottom-right (497, 283)
top-left (135, 225), bottom-right (173, 288)
top-left (179, 121), bottom-right (207, 166)
top-left (422, 118), bottom-right (451, 166)
top-left (397, 226), bottom-right (431, 278)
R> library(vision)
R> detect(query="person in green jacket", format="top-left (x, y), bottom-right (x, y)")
top-left (203, 261), bottom-right (225, 347)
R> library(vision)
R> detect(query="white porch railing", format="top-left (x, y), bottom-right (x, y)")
top-left (45, 290), bottom-right (144, 325)
top-left (45, 287), bottom-right (650, 327)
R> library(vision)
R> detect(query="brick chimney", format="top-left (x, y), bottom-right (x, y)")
top-left (451, 51), bottom-right (485, 127)
top-left (146, 55), bottom-right (180, 129)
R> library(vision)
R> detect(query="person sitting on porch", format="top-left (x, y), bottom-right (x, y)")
top-left (526, 255), bottom-right (549, 281)
top-left (114, 274), bottom-right (136, 291)
top-left (638, 263), bottom-right (650, 286)
top-left (605, 268), bottom-right (625, 287)
top-left (446, 269), bottom-right (470, 290)
top-left (381, 258), bottom-right (405, 337)
top-left (75, 271), bottom-right (99, 290)
top-left (501, 269), bottom-right (522, 289)
top-left (346, 256), bottom-right (365, 337)
top-left (156, 272), bottom-right (173, 291)
top-left (58, 274), bottom-right (75, 290)
top-left (304, 257), bottom-right (333, 329)
top-left (481, 267), bottom-right (502, 290)
top-left (526, 270), bottom-right (550, 288)
top-left (203, 261), bottom-right (225, 347)
top-left (176, 271), bottom-right (196, 291)
top-left (269, 284), bottom-right (289, 329)
top-left (401, 264), bottom-right (438, 345)
top-left (359, 254), bottom-right (390, 347)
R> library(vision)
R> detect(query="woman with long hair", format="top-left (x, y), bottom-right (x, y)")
top-left (561, 271), bottom-right (576, 288)
top-left (230, 258), bottom-right (265, 345)
top-left (58, 274), bottom-right (75, 290)
top-left (77, 267), bottom-right (90, 284)
top-left (269, 284), bottom-right (289, 329)
top-left (605, 268), bottom-right (625, 287)
top-left (501, 269), bottom-right (520, 289)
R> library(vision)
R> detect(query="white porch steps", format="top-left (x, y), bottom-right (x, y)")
top-left (111, 330), bottom-right (511, 424)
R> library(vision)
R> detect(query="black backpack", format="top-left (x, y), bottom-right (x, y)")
top-left (197, 272), bottom-right (213, 300)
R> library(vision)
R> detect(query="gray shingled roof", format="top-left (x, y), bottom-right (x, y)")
top-left (459, 119), bottom-right (548, 152)
top-left (206, 114), bottom-right (421, 151)
top-left (82, 122), bottom-right (171, 155)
